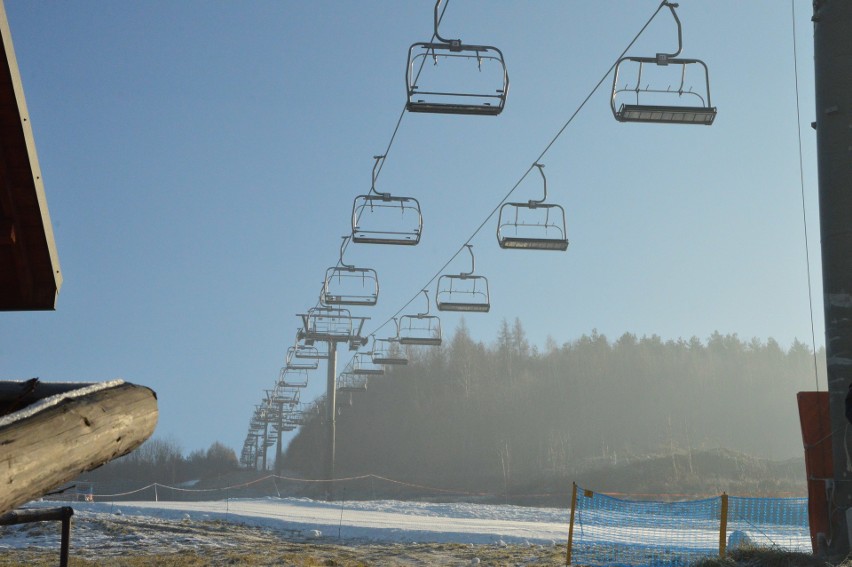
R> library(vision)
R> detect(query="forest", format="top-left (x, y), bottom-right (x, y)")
top-left (282, 320), bottom-right (824, 496)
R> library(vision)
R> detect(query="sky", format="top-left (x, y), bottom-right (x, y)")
top-left (0, 1), bottom-right (823, 455)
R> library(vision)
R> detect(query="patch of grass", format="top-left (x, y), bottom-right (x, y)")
top-left (0, 543), bottom-right (569, 566)
top-left (691, 547), bottom-right (830, 567)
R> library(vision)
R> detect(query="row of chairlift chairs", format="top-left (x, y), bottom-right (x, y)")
top-left (326, 0), bottom-right (718, 346)
top-left (246, 0), bottom-right (718, 453)
top-left (406, 0), bottom-right (715, 124)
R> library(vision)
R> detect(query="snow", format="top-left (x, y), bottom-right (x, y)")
top-left (0, 496), bottom-right (809, 556)
top-left (0, 497), bottom-right (568, 551)
top-left (0, 380), bottom-right (124, 428)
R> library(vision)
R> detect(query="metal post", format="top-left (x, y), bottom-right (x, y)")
top-left (254, 433), bottom-right (261, 471)
top-left (275, 400), bottom-right (284, 475)
top-left (813, 0), bottom-right (852, 558)
top-left (59, 510), bottom-right (71, 567)
top-left (325, 340), bottom-right (338, 501)
top-left (260, 419), bottom-right (269, 472)
top-left (565, 483), bottom-right (577, 566)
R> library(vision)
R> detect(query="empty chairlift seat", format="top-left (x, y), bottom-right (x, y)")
top-left (372, 334), bottom-right (408, 365)
top-left (406, 0), bottom-right (508, 116)
top-left (337, 372), bottom-right (368, 392)
top-left (322, 236), bottom-right (380, 307)
top-left (298, 306), bottom-right (368, 343)
top-left (610, 1), bottom-right (716, 125)
top-left (352, 156), bottom-right (423, 245)
top-left (350, 352), bottom-right (385, 376)
top-left (497, 163), bottom-right (568, 251)
top-left (278, 367), bottom-right (310, 388)
top-left (285, 346), bottom-right (319, 370)
top-left (436, 245), bottom-right (490, 312)
top-left (398, 290), bottom-right (442, 346)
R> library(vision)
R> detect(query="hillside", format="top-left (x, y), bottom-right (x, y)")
top-left (283, 323), bottom-right (821, 500)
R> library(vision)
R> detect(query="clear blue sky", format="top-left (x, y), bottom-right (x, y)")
top-left (0, 1), bottom-right (822, 454)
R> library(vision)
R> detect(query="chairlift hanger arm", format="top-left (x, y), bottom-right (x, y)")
top-left (460, 244), bottom-right (475, 277)
top-left (433, 0), bottom-right (461, 48)
top-left (657, 1), bottom-right (682, 62)
top-left (417, 289), bottom-right (432, 317)
top-left (337, 235), bottom-right (354, 269)
top-left (531, 163), bottom-right (547, 207)
top-left (370, 155), bottom-right (390, 199)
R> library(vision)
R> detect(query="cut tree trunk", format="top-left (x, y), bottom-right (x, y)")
top-left (0, 379), bottom-right (158, 513)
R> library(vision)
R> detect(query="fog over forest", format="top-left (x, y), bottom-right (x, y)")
top-left (283, 320), bottom-right (824, 493)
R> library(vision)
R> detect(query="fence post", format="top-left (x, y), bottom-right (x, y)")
top-left (566, 482), bottom-right (578, 566)
top-left (719, 492), bottom-right (728, 556)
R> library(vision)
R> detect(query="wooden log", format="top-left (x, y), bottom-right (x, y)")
top-left (0, 380), bottom-right (158, 513)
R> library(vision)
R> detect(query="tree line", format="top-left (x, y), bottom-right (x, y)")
top-left (282, 320), bottom-right (824, 494)
top-left (80, 437), bottom-right (240, 485)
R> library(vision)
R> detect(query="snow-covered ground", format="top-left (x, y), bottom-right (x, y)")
top-left (8, 497), bottom-right (570, 548)
top-left (0, 496), bottom-right (811, 563)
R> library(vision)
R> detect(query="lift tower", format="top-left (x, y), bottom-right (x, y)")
top-left (814, 0), bottom-right (852, 558)
top-left (299, 308), bottom-right (368, 500)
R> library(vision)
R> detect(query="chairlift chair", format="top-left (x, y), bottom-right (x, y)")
top-left (406, 0), bottom-right (509, 116)
top-left (285, 346), bottom-right (319, 370)
top-left (372, 329), bottom-right (408, 365)
top-left (299, 306), bottom-right (368, 343)
top-left (270, 387), bottom-right (301, 406)
top-left (292, 335), bottom-right (328, 360)
top-left (337, 371), bottom-right (368, 392)
top-left (436, 245), bottom-right (490, 312)
top-left (350, 352), bottom-right (385, 376)
top-left (322, 236), bottom-right (379, 306)
top-left (611, 1), bottom-right (716, 125)
top-left (497, 164), bottom-right (568, 251)
top-left (398, 290), bottom-right (442, 346)
top-left (285, 404), bottom-right (308, 426)
top-left (352, 155), bottom-right (423, 245)
top-left (278, 367), bottom-right (310, 388)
